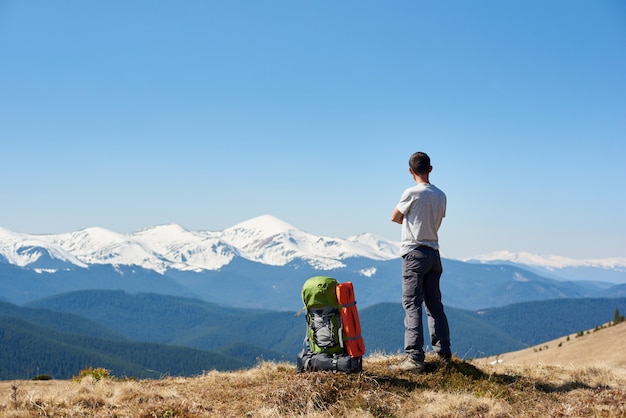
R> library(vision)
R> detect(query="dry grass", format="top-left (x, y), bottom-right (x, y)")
top-left (1, 353), bottom-right (625, 418)
top-left (477, 321), bottom-right (626, 369)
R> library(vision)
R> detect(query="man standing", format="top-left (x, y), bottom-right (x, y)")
top-left (390, 151), bottom-right (451, 373)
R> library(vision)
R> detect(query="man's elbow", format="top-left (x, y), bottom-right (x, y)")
top-left (391, 210), bottom-right (404, 224)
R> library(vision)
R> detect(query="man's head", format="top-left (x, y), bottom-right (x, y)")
top-left (409, 152), bottom-right (432, 175)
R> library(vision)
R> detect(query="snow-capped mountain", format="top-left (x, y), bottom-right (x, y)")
top-left (2, 217), bottom-right (625, 282)
top-left (465, 250), bottom-right (626, 270)
top-left (0, 215), bottom-right (401, 274)
top-left (0, 227), bottom-right (88, 270)
top-left (465, 251), bottom-right (626, 284)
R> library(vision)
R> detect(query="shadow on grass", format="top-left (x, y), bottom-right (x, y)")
top-left (366, 358), bottom-right (603, 395)
top-left (361, 371), bottom-right (426, 393)
top-left (535, 381), bottom-right (599, 393)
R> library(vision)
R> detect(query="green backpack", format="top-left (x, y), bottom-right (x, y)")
top-left (301, 276), bottom-right (343, 355)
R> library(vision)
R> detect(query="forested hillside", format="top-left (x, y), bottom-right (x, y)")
top-left (2, 291), bottom-right (624, 379)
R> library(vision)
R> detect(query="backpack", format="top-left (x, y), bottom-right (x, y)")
top-left (296, 276), bottom-right (365, 373)
top-left (301, 276), bottom-right (343, 355)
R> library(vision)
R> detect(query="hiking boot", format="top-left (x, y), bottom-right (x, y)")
top-left (389, 357), bottom-right (425, 374)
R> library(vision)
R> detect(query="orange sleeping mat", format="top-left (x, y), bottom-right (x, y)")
top-left (335, 282), bottom-right (366, 358)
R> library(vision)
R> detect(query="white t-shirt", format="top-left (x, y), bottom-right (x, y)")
top-left (395, 183), bottom-right (446, 255)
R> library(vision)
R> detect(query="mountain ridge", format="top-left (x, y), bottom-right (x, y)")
top-left (0, 215), bottom-right (401, 274)
top-left (2, 215), bottom-right (624, 280)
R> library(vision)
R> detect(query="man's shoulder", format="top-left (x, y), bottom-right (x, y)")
top-left (430, 184), bottom-right (446, 196)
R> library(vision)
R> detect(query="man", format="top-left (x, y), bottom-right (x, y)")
top-left (390, 151), bottom-right (451, 373)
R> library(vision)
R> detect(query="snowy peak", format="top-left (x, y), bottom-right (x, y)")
top-left (226, 215), bottom-right (296, 238)
top-left (347, 233), bottom-right (400, 259)
top-left (465, 251), bottom-right (626, 270)
top-left (0, 227), bottom-right (87, 269)
top-left (132, 223), bottom-right (191, 240)
top-left (224, 215), bottom-right (297, 247)
top-left (47, 227), bottom-right (169, 272)
top-left (222, 215), bottom-right (399, 269)
top-left (132, 224), bottom-right (236, 272)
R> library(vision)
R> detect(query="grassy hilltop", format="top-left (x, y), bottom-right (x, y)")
top-left (1, 322), bottom-right (625, 417)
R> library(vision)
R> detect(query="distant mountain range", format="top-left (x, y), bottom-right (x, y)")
top-left (1, 215), bottom-right (625, 311)
top-left (0, 215), bottom-right (399, 273)
top-left (464, 250), bottom-right (626, 284)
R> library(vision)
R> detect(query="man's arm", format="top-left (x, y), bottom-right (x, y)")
top-left (391, 208), bottom-right (404, 224)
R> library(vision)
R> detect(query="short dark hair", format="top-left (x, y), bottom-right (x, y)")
top-left (409, 152), bottom-right (431, 175)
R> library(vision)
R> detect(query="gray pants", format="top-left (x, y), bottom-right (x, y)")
top-left (401, 246), bottom-right (451, 362)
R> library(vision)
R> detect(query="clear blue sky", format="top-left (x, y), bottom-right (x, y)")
top-left (1, 1), bottom-right (624, 260)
